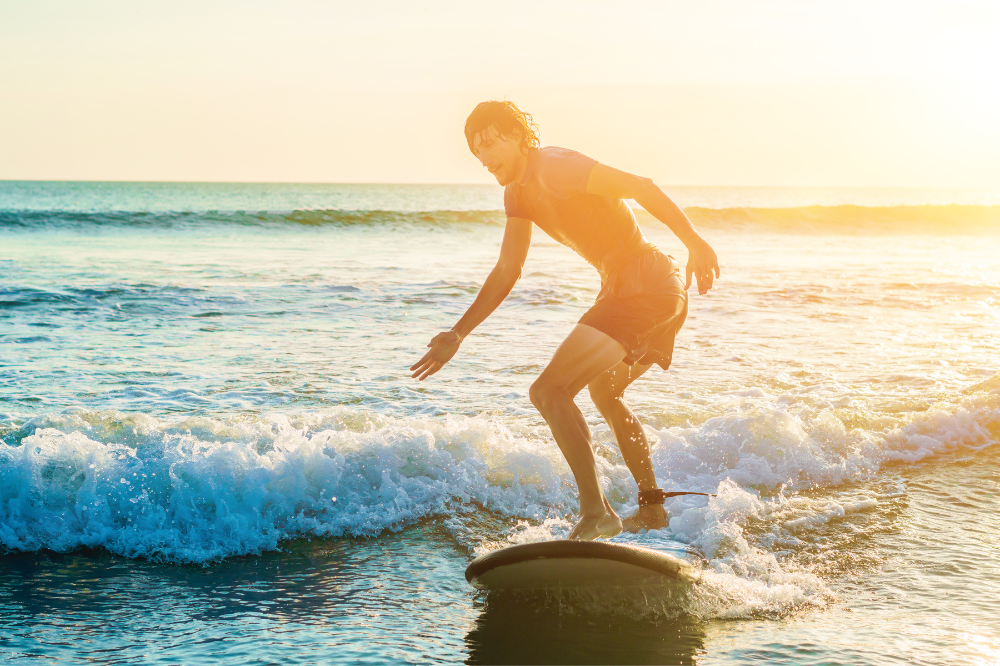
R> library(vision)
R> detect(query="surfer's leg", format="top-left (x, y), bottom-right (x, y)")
top-left (529, 324), bottom-right (627, 540)
top-left (588, 362), bottom-right (655, 489)
top-left (588, 363), bottom-right (667, 532)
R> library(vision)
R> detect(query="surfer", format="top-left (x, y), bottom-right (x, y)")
top-left (410, 100), bottom-right (720, 540)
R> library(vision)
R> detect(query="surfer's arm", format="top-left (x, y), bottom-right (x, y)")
top-left (410, 217), bottom-right (532, 380)
top-left (452, 216), bottom-right (532, 338)
top-left (586, 164), bottom-right (720, 295)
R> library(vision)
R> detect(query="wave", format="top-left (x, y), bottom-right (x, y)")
top-left (0, 209), bottom-right (506, 229)
top-left (1, 391), bottom-right (996, 557)
top-left (2, 205), bottom-right (998, 233)
top-left (2, 390), bottom-right (998, 616)
top-left (669, 204), bottom-right (1000, 233)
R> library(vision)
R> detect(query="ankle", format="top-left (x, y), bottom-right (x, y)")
top-left (580, 504), bottom-right (609, 518)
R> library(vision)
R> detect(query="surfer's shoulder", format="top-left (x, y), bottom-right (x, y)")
top-left (535, 147), bottom-right (598, 196)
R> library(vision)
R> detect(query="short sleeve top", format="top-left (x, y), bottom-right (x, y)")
top-left (503, 147), bottom-right (652, 280)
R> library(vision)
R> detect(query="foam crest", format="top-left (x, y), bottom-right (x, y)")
top-left (643, 390), bottom-right (1000, 500)
top-left (2, 392), bottom-right (996, 618)
top-left (630, 392), bottom-right (999, 617)
top-left (0, 409), bottom-right (578, 563)
top-left (880, 394), bottom-right (1000, 462)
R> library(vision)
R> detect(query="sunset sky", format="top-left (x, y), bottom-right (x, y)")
top-left (2, 0), bottom-right (998, 186)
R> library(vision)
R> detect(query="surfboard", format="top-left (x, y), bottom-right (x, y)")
top-left (465, 539), bottom-right (702, 591)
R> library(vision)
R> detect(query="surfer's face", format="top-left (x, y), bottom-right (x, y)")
top-left (472, 126), bottom-right (526, 187)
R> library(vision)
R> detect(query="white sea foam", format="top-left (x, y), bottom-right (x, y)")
top-left (1, 391), bottom-right (997, 617)
top-left (0, 408), bottom-right (577, 562)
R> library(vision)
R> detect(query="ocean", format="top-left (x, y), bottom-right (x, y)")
top-left (1, 181), bottom-right (999, 665)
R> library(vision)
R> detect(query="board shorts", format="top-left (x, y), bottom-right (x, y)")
top-left (578, 247), bottom-right (688, 370)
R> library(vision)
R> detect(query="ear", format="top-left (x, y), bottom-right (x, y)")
top-left (509, 126), bottom-right (530, 153)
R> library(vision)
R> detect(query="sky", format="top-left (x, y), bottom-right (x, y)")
top-left (1, 0), bottom-right (998, 186)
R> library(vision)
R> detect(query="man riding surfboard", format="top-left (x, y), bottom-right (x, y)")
top-left (411, 100), bottom-right (720, 540)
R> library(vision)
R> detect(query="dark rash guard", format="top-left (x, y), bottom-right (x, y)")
top-left (503, 147), bottom-right (653, 281)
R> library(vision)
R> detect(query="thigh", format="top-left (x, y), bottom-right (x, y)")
top-left (536, 324), bottom-right (628, 397)
top-left (589, 360), bottom-right (653, 402)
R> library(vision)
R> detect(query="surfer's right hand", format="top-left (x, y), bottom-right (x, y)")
top-left (410, 330), bottom-right (462, 381)
top-left (684, 236), bottom-right (720, 296)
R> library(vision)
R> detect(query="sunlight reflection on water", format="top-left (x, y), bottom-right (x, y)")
top-left (2, 186), bottom-right (999, 664)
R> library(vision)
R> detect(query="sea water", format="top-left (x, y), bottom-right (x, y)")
top-left (1, 181), bottom-right (999, 665)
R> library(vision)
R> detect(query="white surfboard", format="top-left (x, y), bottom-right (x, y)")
top-left (465, 539), bottom-right (702, 591)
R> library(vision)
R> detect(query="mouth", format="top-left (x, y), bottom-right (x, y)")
top-left (487, 165), bottom-right (501, 175)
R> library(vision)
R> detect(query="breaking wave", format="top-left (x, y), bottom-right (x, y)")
top-left (2, 386), bottom-right (998, 615)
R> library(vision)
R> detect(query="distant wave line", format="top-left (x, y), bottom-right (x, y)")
top-left (1, 205), bottom-right (998, 233)
top-left (676, 204), bottom-right (1000, 233)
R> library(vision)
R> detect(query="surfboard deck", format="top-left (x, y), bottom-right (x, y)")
top-left (465, 539), bottom-right (702, 591)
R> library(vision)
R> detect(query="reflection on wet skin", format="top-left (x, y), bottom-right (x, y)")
top-left (465, 590), bottom-right (706, 665)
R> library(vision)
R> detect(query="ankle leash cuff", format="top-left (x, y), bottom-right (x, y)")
top-left (638, 489), bottom-right (715, 507)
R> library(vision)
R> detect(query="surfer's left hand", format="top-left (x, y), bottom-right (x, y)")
top-left (410, 330), bottom-right (462, 380)
top-left (684, 237), bottom-right (720, 295)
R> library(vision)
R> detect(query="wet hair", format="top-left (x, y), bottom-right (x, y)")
top-left (464, 100), bottom-right (540, 155)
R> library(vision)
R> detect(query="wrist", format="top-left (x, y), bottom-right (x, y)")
top-left (681, 232), bottom-right (706, 250)
top-left (450, 327), bottom-right (467, 342)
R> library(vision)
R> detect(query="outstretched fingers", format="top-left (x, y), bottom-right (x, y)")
top-left (410, 358), bottom-right (432, 380)
top-left (409, 350), bottom-right (432, 371)
top-left (410, 330), bottom-right (462, 380)
top-left (410, 341), bottom-right (455, 380)
top-left (412, 360), bottom-right (443, 381)
top-left (410, 350), bottom-right (437, 380)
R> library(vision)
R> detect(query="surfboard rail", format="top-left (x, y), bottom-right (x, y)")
top-left (466, 539), bottom-right (702, 591)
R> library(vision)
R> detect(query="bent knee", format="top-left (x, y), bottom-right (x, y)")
top-left (528, 379), bottom-right (550, 411)
top-left (529, 377), bottom-right (568, 412)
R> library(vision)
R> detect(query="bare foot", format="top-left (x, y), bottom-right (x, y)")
top-left (622, 505), bottom-right (667, 533)
top-left (568, 511), bottom-right (623, 540)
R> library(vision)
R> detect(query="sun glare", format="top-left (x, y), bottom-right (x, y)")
top-left (0, 1), bottom-right (997, 184)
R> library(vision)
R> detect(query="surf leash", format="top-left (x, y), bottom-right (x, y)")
top-left (638, 489), bottom-right (715, 507)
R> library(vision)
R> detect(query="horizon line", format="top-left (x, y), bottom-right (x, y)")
top-left (2, 179), bottom-right (996, 191)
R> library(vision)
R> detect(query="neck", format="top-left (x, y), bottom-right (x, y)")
top-left (510, 148), bottom-right (531, 184)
